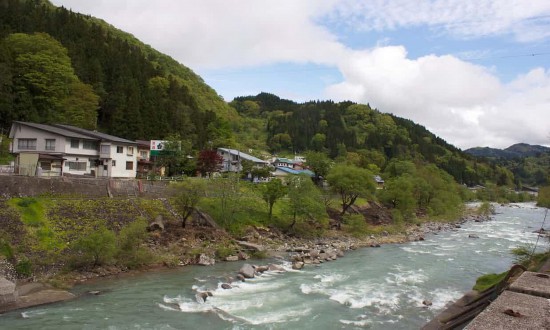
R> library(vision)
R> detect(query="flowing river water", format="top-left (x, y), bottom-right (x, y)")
top-left (1, 203), bottom-right (548, 329)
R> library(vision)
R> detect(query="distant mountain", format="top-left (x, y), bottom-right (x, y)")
top-left (464, 143), bottom-right (550, 159)
top-left (505, 143), bottom-right (550, 157)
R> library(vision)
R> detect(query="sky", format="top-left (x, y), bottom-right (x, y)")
top-left (50, 0), bottom-right (550, 150)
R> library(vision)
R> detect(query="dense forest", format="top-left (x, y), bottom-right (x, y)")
top-left (0, 0), bottom-right (236, 149)
top-left (465, 144), bottom-right (550, 187)
top-left (230, 93), bottom-right (517, 187)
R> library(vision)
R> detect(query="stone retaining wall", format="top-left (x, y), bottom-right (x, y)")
top-left (0, 176), bottom-right (171, 198)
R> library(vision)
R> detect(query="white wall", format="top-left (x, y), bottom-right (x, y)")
top-left (108, 144), bottom-right (137, 178)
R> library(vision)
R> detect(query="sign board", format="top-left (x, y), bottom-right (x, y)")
top-left (150, 140), bottom-right (167, 156)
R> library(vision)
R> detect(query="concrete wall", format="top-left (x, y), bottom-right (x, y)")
top-left (0, 176), bottom-right (172, 198)
top-left (0, 277), bottom-right (17, 306)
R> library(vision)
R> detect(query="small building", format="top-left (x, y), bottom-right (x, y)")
top-left (136, 140), bottom-right (153, 178)
top-left (272, 166), bottom-right (315, 179)
top-left (9, 121), bottom-right (138, 178)
top-left (272, 157), bottom-right (305, 170)
top-left (217, 148), bottom-right (269, 172)
top-left (374, 175), bottom-right (385, 189)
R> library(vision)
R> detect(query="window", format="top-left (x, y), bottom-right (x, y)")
top-left (70, 139), bottom-right (79, 148)
top-left (127, 146), bottom-right (134, 155)
top-left (40, 162), bottom-right (51, 171)
top-left (45, 139), bottom-right (55, 151)
top-left (126, 161), bottom-right (134, 170)
top-left (116, 146), bottom-right (124, 153)
top-left (83, 140), bottom-right (98, 150)
top-left (100, 145), bottom-right (110, 154)
top-left (68, 161), bottom-right (87, 171)
top-left (112, 160), bottom-right (116, 167)
top-left (18, 139), bottom-right (36, 150)
top-left (139, 150), bottom-right (148, 159)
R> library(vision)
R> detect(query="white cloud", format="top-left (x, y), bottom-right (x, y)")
top-left (331, 0), bottom-right (550, 41)
top-left (52, 0), bottom-right (346, 69)
top-left (326, 47), bottom-right (550, 148)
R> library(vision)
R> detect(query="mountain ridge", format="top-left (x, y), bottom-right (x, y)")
top-left (464, 143), bottom-right (550, 159)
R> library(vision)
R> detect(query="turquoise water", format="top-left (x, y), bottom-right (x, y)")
top-left (1, 203), bottom-right (547, 329)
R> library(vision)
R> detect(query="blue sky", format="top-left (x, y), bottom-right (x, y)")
top-left (50, 0), bottom-right (550, 149)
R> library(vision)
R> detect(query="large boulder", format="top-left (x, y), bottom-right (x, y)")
top-left (197, 254), bottom-right (215, 266)
top-left (0, 277), bottom-right (17, 306)
top-left (239, 264), bottom-right (256, 279)
top-left (292, 261), bottom-right (304, 270)
top-left (268, 264), bottom-right (285, 272)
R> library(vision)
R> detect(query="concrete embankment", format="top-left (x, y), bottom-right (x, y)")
top-left (0, 277), bottom-right (75, 314)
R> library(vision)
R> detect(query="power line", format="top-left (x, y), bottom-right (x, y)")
top-left (466, 51), bottom-right (550, 61)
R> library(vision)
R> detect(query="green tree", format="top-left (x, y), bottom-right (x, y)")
top-left (305, 151), bottom-right (332, 184)
top-left (285, 174), bottom-right (326, 230)
top-left (209, 174), bottom-right (241, 226)
top-left (172, 179), bottom-right (207, 227)
top-left (3, 33), bottom-right (98, 128)
top-left (326, 164), bottom-right (376, 215)
top-left (72, 226), bottom-right (116, 268)
top-left (156, 134), bottom-right (193, 176)
top-left (378, 174), bottom-right (417, 221)
top-left (261, 178), bottom-right (287, 221)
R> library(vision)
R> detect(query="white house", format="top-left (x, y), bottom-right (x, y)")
top-left (9, 121), bottom-right (138, 178)
top-left (217, 148), bottom-right (268, 172)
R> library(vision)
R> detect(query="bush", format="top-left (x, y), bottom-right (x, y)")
top-left (0, 238), bottom-right (14, 261)
top-left (476, 202), bottom-right (495, 217)
top-left (72, 226), bottom-right (117, 268)
top-left (342, 214), bottom-right (368, 237)
top-left (15, 257), bottom-right (33, 278)
top-left (215, 245), bottom-right (236, 259)
top-left (116, 218), bottom-right (153, 269)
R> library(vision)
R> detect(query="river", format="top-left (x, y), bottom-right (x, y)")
top-left (1, 203), bottom-right (547, 329)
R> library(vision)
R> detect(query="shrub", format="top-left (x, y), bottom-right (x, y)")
top-left (15, 257), bottom-right (33, 278)
top-left (72, 226), bottom-right (117, 268)
top-left (116, 218), bottom-right (153, 269)
top-left (476, 202), bottom-right (495, 217)
top-left (215, 245), bottom-right (236, 259)
top-left (342, 214), bottom-right (368, 237)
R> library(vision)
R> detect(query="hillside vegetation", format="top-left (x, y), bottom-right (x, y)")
top-left (465, 144), bottom-right (549, 187)
top-left (231, 93), bottom-right (516, 187)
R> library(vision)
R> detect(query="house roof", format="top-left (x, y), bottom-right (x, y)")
top-left (374, 175), bottom-right (384, 183)
top-left (274, 157), bottom-right (294, 164)
top-left (10, 121), bottom-right (94, 140)
top-left (54, 124), bottom-right (136, 144)
top-left (135, 140), bottom-right (151, 149)
top-left (218, 148), bottom-right (268, 164)
top-left (274, 166), bottom-right (314, 177)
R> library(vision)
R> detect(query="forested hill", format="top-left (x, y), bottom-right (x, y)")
top-left (0, 0), bottom-right (236, 148)
top-left (465, 143), bottom-right (550, 159)
top-left (231, 93), bottom-right (514, 187)
top-left (464, 144), bottom-right (550, 187)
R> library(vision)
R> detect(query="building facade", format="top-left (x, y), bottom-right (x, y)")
top-left (9, 121), bottom-right (138, 178)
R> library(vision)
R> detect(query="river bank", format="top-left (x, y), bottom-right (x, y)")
top-left (1, 209), bottom-right (489, 315)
